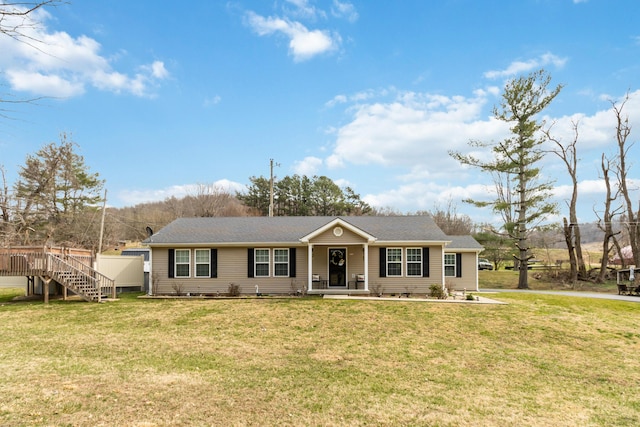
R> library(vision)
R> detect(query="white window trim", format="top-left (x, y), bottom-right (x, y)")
top-left (255, 248), bottom-right (270, 277)
top-left (406, 247), bottom-right (422, 277)
top-left (274, 248), bottom-right (290, 277)
top-left (194, 249), bottom-right (210, 278)
top-left (386, 247), bottom-right (403, 277)
top-left (444, 253), bottom-right (456, 277)
top-left (175, 249), bottom-right (191, 278)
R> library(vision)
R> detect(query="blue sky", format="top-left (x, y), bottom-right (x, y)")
top-left (1, 0), bottom-right (639, 226)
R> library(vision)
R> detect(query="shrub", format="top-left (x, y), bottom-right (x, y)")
top-left (429, 284), bottom-right (447, 299)
top-left (466, 293), bottom-right (475, 301)
top-left (370, 283), bottom-right (384, 297)
top-left (171, 282), bottom-right (184, 296)
top-left (227, 283), bottom-right (241, 297)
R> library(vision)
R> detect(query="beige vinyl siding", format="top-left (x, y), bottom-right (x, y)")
top-left (311, 227), bottom-right (366, 245)
top-left (152, 247), bottom-right (309, 295)
top-left (444, 252), bottom-right (479, 291)
top-left (367, 245), bottom-right (444, 295)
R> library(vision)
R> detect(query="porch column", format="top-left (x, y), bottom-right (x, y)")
top-left (307, 243), bottom-right (313, 292)
top-left (363, 242), bottom-right (369, 291)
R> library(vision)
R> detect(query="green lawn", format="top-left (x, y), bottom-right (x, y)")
top-left (1, 288), bottom-right (639, 426)
top-left (479, 269), bottom-right (619, 293)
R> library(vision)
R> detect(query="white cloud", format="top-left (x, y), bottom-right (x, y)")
top-left (5, 70), bottom-right (84, 97)
top-left (319, 82), bottom-right (640, 222)
top-left (0, 5), bottom-right (169, 98)
top-left (325, 94), bottom-right (348, 107)
top-left (293, 156), bottom-right (323, 175)
top-left (325, 89), bottom-right (380, 108)
top-left (326, 89), bottom-right (507, 172)
top-left (484, 52), bottom-right (567, 79)
top-left (203, 95), bottom-right (222, 107)
top-left (149, 61), bottom-right (170, 79)
top-left (332, 1), bottom-right (359, 22)
top-left (283, 0), bottom-right (325, 19)
top-left (245, 11), bottom-right (339, 61)
top-left (363, 181), bottom-right (495, 213)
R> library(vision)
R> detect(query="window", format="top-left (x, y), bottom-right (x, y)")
top-left (175, 249), bottom-right (191, 278)
top-left (195, 249), bottom-right (210, 278)
top-left (406, 248), bottom-right (422, 276)
top-left (444, 253), bottom-right (456, 277)
top-left (274, 249), bottom-right (289, 277)
top-left (255, 249), bottom-right (270, 277)
top-left (387, 248), bottom-right (402, 276)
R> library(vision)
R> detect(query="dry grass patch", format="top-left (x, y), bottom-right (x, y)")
top-left (0, 289), bottom-right (639, 426)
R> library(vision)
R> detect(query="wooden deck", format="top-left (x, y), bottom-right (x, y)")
top-left (0, 246), bottom-right (116, 302)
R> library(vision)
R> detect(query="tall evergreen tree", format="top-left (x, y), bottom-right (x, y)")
top-left (14, 134), bottom-right (103, 246)
top-left (450, 69), bottom-right (562, 289)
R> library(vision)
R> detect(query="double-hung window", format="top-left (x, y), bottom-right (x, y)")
top-left (387, 248), bottom-right (402, 277)
top-left (274, 249), bottom-right (289, 277)
top-left (175, 249), bottom-right (191, 278)
top-left (255, 249), bottom-right (270, 277)
top-left (406, 248), bottom-right (422, 277)
top-left (444, 253), bottom-right (456, 277)
top-left (194, 249), bottom-right (210, 278)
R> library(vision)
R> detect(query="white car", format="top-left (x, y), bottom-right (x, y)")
top-left (478, 258), bottom-right (493, 270)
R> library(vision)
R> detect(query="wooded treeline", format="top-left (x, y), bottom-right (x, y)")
top-left (0, 132), bottom-right (634, 286)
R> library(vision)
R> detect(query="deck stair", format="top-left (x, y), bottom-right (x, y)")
top-left (0, 247), bottom-right (115, 302)
top-left (46, 254), bottom-right (115, 302)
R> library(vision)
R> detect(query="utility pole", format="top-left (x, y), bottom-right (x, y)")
top-left (98, 189), bottom-right (107, 253)
top-left (269, 159), bottom-right (279, 217)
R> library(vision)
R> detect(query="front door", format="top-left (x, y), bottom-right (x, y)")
top-left (328, 248), bottom-right (347, 287)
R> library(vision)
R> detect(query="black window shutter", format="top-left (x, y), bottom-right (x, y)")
top-left (168, 249), bottom-right (175, 278)
top-left (247, 248), bottom-right (254, 278)
top-left (379, 247), bottom-right (387, 277)
top-left (289, 248), bottom-right (296, 277)
top-left (456, 253), bottom-right (462, 278)
top-left (211, 249), bottom-right (218, 278)
top-left (422, 247), bottom-right (430, 277)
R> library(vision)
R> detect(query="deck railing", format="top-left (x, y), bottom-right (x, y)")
top-left (46, 254), bottom-right (116, 301)
top-left (0, 246), bottom-right (115, 302)
top-left (0, 249), bottom-right (48, 276)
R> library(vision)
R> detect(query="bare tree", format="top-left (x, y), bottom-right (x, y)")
top-left (420, 199), bottom-right (474, 235)
top-left (0, 165), bottom-right (17, 245)
top-left (1, 1), bottom-right (64, 115)
top-left (185, 183), bottom-right (249, 217)
top-left (595, 154), bottom-right (623, 282)
top-left (544, 120), bottom-right (587, 282)
top-left (0, 1), bottom-right (61, 43)
top-left (611, 93), bottom-right (640, 267)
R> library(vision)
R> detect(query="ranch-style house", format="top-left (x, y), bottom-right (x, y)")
top-left (144, 216), bottom-right (483, 296)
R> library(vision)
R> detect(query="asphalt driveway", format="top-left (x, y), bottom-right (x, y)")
top-left (480, 288), bottom-right (640, 303)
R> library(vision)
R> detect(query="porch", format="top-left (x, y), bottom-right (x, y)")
top-left (306, 273), bottom-right (370, 295)
top-left (304, 243), bottom-right (371, 295)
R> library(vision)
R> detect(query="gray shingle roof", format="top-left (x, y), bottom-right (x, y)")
top-left (144, 216), bottom-right (452, 245)
top-left (445, 235), bottom-right (483, 251)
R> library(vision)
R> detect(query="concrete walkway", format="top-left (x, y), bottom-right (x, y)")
top-left (323, 294), bottom-right (507, 304)
top-left (480, 288), bottom-right (640, 303)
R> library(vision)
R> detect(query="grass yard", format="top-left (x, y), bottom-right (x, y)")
top-left (1, 288), bottom-right (639, 426)
top-left (479, 269), bottom-right (620, 293)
